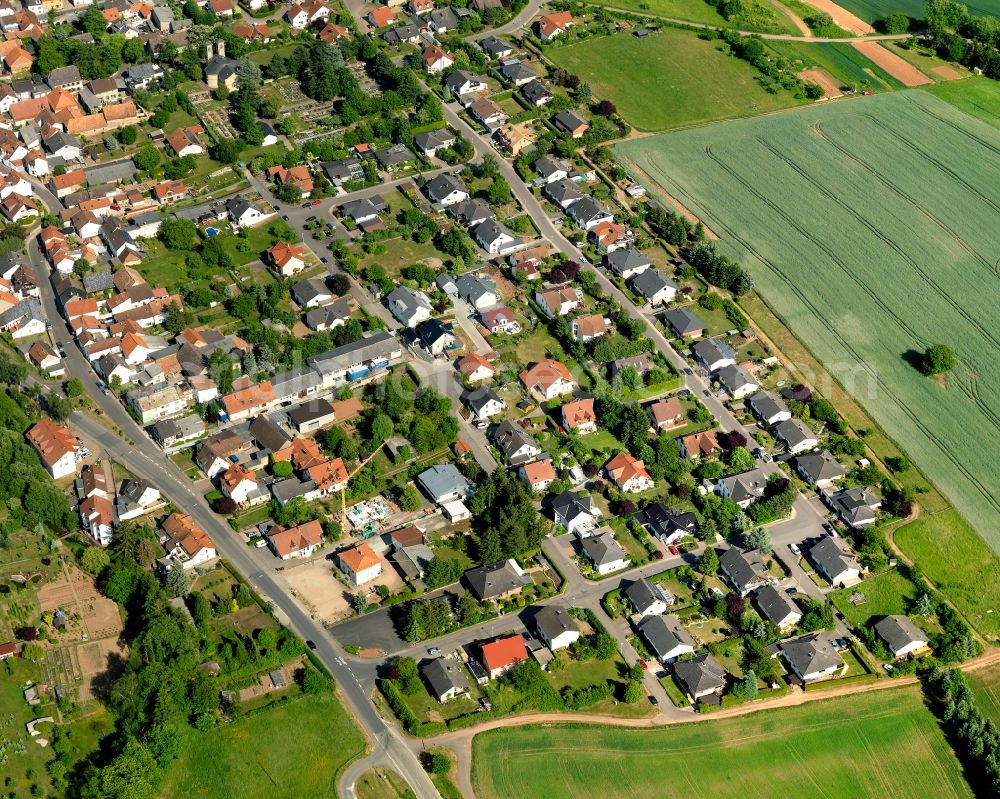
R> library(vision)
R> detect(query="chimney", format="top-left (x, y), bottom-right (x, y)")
top-left (205, 42), bottom-right (213, 60)
top-left (216, 39), bottom-right (225, 58)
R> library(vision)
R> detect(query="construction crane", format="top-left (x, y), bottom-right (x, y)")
top-left (339, 440), bottom-right (388, 535)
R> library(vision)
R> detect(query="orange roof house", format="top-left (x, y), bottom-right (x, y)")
top-left (538, 11), bottom-right (574, 39)
top-left (319, 22), bottom-right (350, 42)
top-left (605, 452), bottom-right (653, 492)
top-left (273, 436), bottom-right (326, 471)
top-left (649, 396), bottom-right (684, 430)
top-left (306, 457), bottom-right (348, 491)
top-left (457, 352), bottom-right (494, 381)
top-left (26, 418), bottom-right (79, 478)
top-left (679, 429), bottom-right (720, 460)
top-left (367, 6), bottom-right (393, 26)
top-left (519, 358), bottom-right (575, 400)
top-left (221, 381), bottom-right (276, 421)
top-left (481, 634), bottom-right (529, 678)
top-left (561, 397), bottom-right (596, 433)
top-left (266, 241), bottom-right (305, 276)
top-left (337, 542), bottom-right (382, 584)
top-left (520, 459), bottom-right (556, 490)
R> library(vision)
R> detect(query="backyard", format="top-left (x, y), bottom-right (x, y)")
top-left (617, 88), bottom-right (1000, 546)
top-left (547, 28), bottom-right (805, 131)
top-left (471, 686), bottom-right (971, 799)
top-left (830, 568), bottom-right (919, 628)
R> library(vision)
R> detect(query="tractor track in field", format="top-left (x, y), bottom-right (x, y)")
top-left (699, 144), bottom-right (1000, 517)
top-left (702, 143), bottom-right (928, 348)
top-left (811, 121), bottom-right (1000, 281)
top-left (865, 112), bottom-right (1000, 226)
top-left (753, 133), bottom-right (1000, 360)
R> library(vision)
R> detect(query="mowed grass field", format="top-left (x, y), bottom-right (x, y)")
top-left (472, 688), bottom-right (971, 799)
top-left (547, 29), bottom-right (805, 131)
top-left (616, 87), bottom-right (1000, 545)
top-left (160, 693), bottom-right (367, 799)
top-left (895, 509), bottom-right (1000, 641)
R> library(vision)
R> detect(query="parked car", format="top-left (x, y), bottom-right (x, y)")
top-left (320, 257), bottom-right (329, 264)
top-left (785, 587), bottom-right (798, 595)
top-left (648, 695), bottom-right (659, 705)
top-left (312, 199), bottom-right (322, 206)
top-left (668, 545), bottom-right (680, 556)
top-left (306, 640), bottom-right (317, 650)
top-left (306, 215), bottom-right (317, 223)
top-left (639, 659), bottom-right (648, 670)
top-left (789, 543), bottom-right (801, 556)
top-left (428, 647), bottom-right (441, 655)
top-left (282, 215), bottom-right (289, 221)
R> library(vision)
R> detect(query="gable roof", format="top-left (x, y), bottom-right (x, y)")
top-left (624, 577), bottom-right (672, 614)
top-left (464, 559), bottom-right (528, 600)
top-left (673, 653), bottom-right (726, 697)
top-left (874, 615), bottom-right (927, 653)
top-left (754, 584), bottom-right (801, 626)
top-left (480, 634), bottom-right (528, 672)
top-left (339, 542), bottom-right (380, 573)
top-left (638, 613), bottom-right (693, 659)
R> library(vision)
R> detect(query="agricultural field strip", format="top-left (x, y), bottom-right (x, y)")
top-left (616, 92), bottom-right (1000, 538)
top-left (473, 689), bottom-right (970, 799)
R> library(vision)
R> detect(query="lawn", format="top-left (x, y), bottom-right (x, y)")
top-left (547, 29), bottom-right (805, 132)
top-left (356, 235), bottom-right (449, 280)
top-left (830, 568), bottom-right (919, 628)
top-left (471, 687), bottom-right (972, 799)
top-left (160, 693), bottom-right (367, 799)
top-left (617, 89), bottom-right (1000, 547)
top-left (356, 769), bottom-right (415, 799)
top-left (585, 0), bottom-right (730, 25)
top-left (765, 40), bottom-right (905, 91)
top-left (895, 509), bottom-right (1000, 642)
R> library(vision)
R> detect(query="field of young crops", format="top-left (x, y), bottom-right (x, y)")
top-left (616, 89), bottom-right (1000, 545)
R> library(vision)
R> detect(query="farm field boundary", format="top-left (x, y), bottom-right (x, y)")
top-left (616, 90), bottom-right (1000, 546)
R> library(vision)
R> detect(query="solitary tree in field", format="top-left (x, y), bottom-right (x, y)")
top-left (922, 344), bottom-right (956, 376)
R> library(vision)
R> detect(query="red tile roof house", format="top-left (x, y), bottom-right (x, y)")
top-left (26, 417), bottom-right (79, 479)
top-left (537, 11), bottom-right (574, 40)
top-left (480, 306), bottom-right (521, 334)
top-left (0, 641), bottom-right (18, 660)
top-left (267, 519), bottom-right (324, 559)
top-left (480, 634), bottom-right (529, 679)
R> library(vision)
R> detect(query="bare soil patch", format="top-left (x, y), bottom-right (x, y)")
top-left (851, 41), bottom-right (933, 86)
top-left (933, 65), bottom-right (964, 80)
top-left (796, 0), bottom-right (874, 34)
top-left (37, 563), bottom-right (123, 640)
top-left (283, 560), bottom-right (354, 624)
top-left (799, 68), bottom-right (843, 98)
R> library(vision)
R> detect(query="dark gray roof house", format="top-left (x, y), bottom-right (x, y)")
top-left (534, 605), bottom-right (580, 649)
top-left (747, 390), bottom-right (790, 425)
top-left (544, 178), bottom-right (584, 209)
top-left (808, 535), bottom-right (861, 586)
top-left (421, 658), bottom-right (470, 702)
top-left (606, 247), bottom-right (650, 277)
top-left (777, 634), bottom-right (844, 682)
top-left (581, 531), bottom-right (629, 571)
top-left (249, 415), bottom-right (291, 454)
top-left (754, 584), bottom-right (802, 629)
top-left (374, 144), bottom-right (416, 170)
top-left (384, 22), bottom-right (422, 45)
top-left (673, 654), bottom-right (726, 700)
top-left (633, 503), bottom-right (698, 544)
top-left (291, 277), bottom-right (332, 308)
top-left (827, 487), bottom-right (882, 529)
top-left (493, 420), bottom-right (541, 466)
top-left (639, 614), bottom-right (695, 663)
top-left (631, 269), bottom-right (678, 303)
top-left (796, 450), bottom-right (845, 487)
top-left (715, 468), bottom-right (769, 508)
top-left (454, 273), bottom-right (497, 307)
top-left (414, 128), bottom-right (456, 155)
top-left (341, 197), bottom-right (383, 224)
top-left (774, 418), bottom-right (818, 453)
top-left (874, 615), bottom-right (928, 658)
top-left (719, 547), bottom-right (769, 596)
top-left (461, 385), bottom-right (503, 418)
top-left (464, 559), bottom-right (529, 601)
top-left (418, 318), bottom-right (456, 352)
top-left (553, 109), bottom-right (589, 136)
top-left (499, 59), bottom-right (537, 85)
top-left (305, 300), bottom-right (352, 331)
top-left (479, 35), bottom-right (513, 58)
top-left (424, 173), bottom-right (469, 206)
top-left (426, 7), bottom-right (459, 30)
top-left (287, 399), bottom-right (336, 433)
top-left (623, 577), bottom-right (674, 615)
top-left (662, 306), bottom-right (705, 338)
top-left (82, 270), bottom-right (115, 294)
top-left (521, 78), bottom-right (553, 105)
top-left (692, 337), bottom-right (736, 370)
top-left (84, 159), bottom-right (137, 186)
top-left (449, 197), bottom-right (493, 227)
